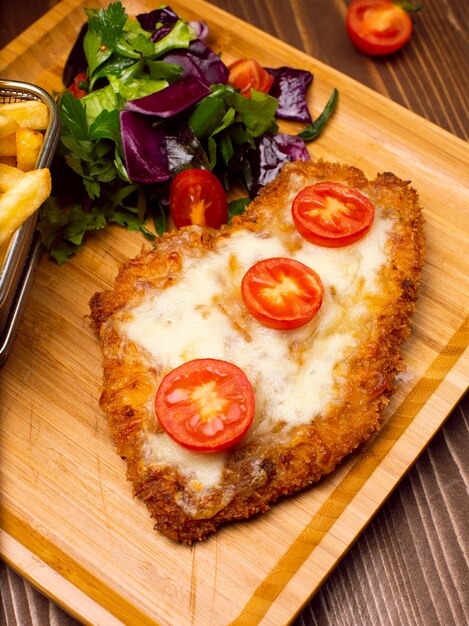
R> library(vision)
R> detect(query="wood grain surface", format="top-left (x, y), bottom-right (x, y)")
top-left (1, 1), bottom-right (468, 625)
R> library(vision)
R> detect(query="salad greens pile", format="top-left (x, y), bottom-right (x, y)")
top-left (39, 1), bottom-right (338, 263)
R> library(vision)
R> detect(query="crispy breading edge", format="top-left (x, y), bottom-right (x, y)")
top-left (89, 161), bottom-right (425, 544)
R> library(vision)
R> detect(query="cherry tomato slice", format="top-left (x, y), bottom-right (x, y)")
top-left (169, 169), bottom-right (228, 229)
top-left (67, 72), bottom-right (88, 98)
top-left (227, 58), bottom-right (274, 98)
top-left (241, 257), bottom-right (324, 330)
top-left (155, 359), bottom-right (255, 453)
top-left (292, 181), bottom-right (375, 247)
top-left (346, 0), bottom-right (413, 56)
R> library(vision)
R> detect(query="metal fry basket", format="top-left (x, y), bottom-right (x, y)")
top-left (0, 79), bottom-right (60, 365)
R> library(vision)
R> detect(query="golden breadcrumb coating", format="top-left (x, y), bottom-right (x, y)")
top-left (90, 160), bottom-right (425, 543)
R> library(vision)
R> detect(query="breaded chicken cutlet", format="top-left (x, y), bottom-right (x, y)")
top-left (90, 160), bottom-right (425, 544)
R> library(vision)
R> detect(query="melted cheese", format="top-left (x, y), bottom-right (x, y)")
top-left (119, 199), bottom-right (393, 490)
top-left (143, 433), bottom-right (228, 489)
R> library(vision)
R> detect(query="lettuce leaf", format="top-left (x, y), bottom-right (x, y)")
top-left (222, 88), bottom-right (278, 137)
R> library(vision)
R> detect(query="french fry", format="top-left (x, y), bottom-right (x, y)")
top-left (0, 113), bottom-right (19, 139)
top-left (0, 156), bottom-right (17, 167)
top-left (16, 128), bottom-right (44, 172)
top-left (0, 133), bottom-right (17, 157)
top-left (0, 101), bottom-right (49, 130)
top-left (0, 168), bottom-right (51, 245)
top-left (0, 99), bottom-right (52, 247)
top-left (0, 163), bottom-right (25, 192)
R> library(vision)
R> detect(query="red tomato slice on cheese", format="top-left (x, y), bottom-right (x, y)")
top-left (292, 181), bottom-right (375, 247)
top-left (346, 0), bottom-right (413, 56)
top-left (155, 359), bottom-right (255, 453)
top-left (170, 169), bottom-right (228, 229)
top-left (227, 58), bottom-right (274, 98)
top-left (241, 257), bottom-right (324, 330)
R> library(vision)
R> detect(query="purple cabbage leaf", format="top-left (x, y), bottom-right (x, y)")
top-left (187, 20), bottom-right (209, 40)
top-left (120, 110), bottom-right (169, 184)
top-left (266, 66), bottom-right (313, 123)
top-left (125, 76), bottom-right (211, 118)
top-left (248, 133), bottom-right (310, 196)
top-left (162, 39), bottom-right (229, 87)
top-left (136, 6), bottom-right (179, 32)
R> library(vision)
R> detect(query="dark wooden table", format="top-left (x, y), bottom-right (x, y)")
top-left (1, 1), bottom-right (468, 625)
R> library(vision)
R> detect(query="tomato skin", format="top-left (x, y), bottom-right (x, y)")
top-left (346, 0), bottom-right (413, 56)
top-left (241, 257), bottom-right (324, 330)
top-left (292, 181), bottom-right (375, 247)
top-left (67, 72), bottom-right (88, 98)
top-left (169, 169), bottom-right (228, 229)
top-left (155, 359), bottom-right (255, 453)
top-left (227, 58), bottom-right (274, 98)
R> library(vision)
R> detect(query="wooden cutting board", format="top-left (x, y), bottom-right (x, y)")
top-left (1, 1), bottom-right (468, 624)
